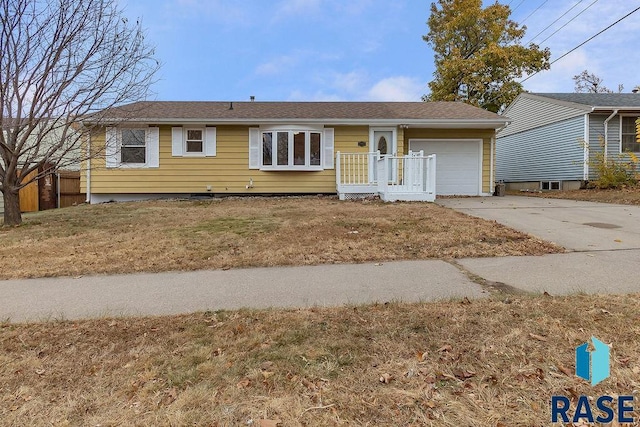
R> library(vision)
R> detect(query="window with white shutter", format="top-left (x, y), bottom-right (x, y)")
top-left (253, 126), bottom-right (333, 171)
top-left (105, 126), bottom-right (159, 168)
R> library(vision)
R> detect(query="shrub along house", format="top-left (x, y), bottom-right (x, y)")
top-left (81, 101), bottom-right (508, 202)
top-left (496, 93), bottom-right (640, 190)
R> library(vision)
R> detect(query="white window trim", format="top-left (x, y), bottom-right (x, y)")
top-left (172, 125), bottom-right (216, 157)
top-left (184, 127), bottom-right (205, 156)
top-left (108, 126), bottom-right (158, 169)
top-left (120, 127), bottom-right (147, 167)
top-left (619, 115), bottom-right (640, 154)
top-left (259, 125), bottom-right (325, 171)
top-left (540, 180), bottom-right (561, 190)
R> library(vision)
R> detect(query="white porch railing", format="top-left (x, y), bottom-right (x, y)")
top-left (336, 151), bottom-right (436, 202)
top-left (377, 151), bottom-right (436, 202)
top-left (336, 151), bottom-right (381, 198)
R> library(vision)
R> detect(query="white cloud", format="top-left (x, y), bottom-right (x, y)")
top-left (284, 73), bottom-right (426, 101)
top-left (287, 89), bottom-right (344, 101)
top-left (366, 76), bottom-right (425, 101)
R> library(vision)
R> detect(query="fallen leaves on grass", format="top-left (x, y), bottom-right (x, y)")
top-left (0, 197), bottom-right (563, 279)
top-left (512, 186), bottom-right (640, 206)
top-left (3, 293), bottom-right (640, 425)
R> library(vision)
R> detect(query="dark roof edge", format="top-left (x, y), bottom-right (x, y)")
top-left (519, 93), bottom-right (594, 112)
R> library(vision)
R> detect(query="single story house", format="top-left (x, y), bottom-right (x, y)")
top-left (496, 93), bottom-right (640, 190)
top-left (82, 101), bottom-right (509, 202)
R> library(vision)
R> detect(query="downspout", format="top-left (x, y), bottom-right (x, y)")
top-left (583, 113), bottom-right (590, 181)
top-left (603, 109), bottom-right (619, 164)
top-left (490, 136), bottom-right (495, 194)
top-left (85, 130), bottom-right (91, 204)
top-left (56, 172), bottom-right (61, 208)
top-left (492, 123), bottom-right (508, 195)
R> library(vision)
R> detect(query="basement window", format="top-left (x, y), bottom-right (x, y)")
top-left (540, 181), bottom-right (561, 191)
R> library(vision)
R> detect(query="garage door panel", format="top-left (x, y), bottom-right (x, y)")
top-left (409, 139), bottom-right (481, 196)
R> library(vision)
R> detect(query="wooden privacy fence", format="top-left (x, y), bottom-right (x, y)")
top-left (58, 171), bottom-right (85, 208)
top-left (18, 169), bottom-right (85, 213)
top-left (19, 170), bottom-right (40, 213)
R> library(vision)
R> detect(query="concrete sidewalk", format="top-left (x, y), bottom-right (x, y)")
top-left (4, 196), bottom-right (640, 323)
top-left (459, 249), bottom-right (640, 295)
top-left (2, 249), bottom-right (640, 323)
top-left (0, 260), bottom-right (486, 323)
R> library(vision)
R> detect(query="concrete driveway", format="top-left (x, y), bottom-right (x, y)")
top-left (437, 195), bottom-right (640, 251)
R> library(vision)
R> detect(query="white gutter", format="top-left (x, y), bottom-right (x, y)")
top-left (96, 118), bottom-right (510, 129)
top-left (85, 131), bottom-right (91, 204)
top-left (592, 106), bottom-right (640, 111)
top-left (603, 109), bottom-right (619, 164)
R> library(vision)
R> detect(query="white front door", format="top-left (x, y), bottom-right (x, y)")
top-left (374, 130), bottom-right (393, 155)
top-left (370, 128), bottom-right (396, 183)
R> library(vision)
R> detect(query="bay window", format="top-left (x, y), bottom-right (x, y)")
top-left (261, 129), bottom-right (323, 169)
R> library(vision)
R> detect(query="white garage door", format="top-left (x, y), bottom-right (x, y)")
top-left (409, 139), bottom-right (482, 196)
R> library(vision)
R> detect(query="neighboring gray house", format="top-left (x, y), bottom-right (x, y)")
top-left (497, 93), bottom-right (640, 190)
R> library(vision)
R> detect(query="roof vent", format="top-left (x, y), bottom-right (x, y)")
top-left (250, 96), bottom-right (255, 102)
top-left (229, 102), bottom-right (234, 110)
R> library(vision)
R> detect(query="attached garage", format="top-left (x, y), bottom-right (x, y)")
top-left (409, 139), bottom-right (483, 196)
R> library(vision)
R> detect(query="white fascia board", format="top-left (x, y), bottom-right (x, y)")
top-left (592, 107), bottom-right (640, 112)
top-left (105, 118), bottom-right (510, 129)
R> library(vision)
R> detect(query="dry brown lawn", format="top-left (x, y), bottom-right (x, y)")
top-left (509, 187), bottom-right (640, 206)
top-left (0, 197), bottom-right (562, 279)
top-left (1, 294), bottom-right (639, 426)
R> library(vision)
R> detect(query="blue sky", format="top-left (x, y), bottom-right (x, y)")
top-left (122, 0), bottom-right (640, 102)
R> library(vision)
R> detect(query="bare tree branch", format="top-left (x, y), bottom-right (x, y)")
top-left (0, 0), bottom-right (160, 225)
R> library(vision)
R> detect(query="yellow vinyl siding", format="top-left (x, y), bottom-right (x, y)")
top-left (85, 124), bottom-right (496, 196)
top-left (403, 128), bottom-right (495, 194)
top-left (88, 125), bottom-right (369, 195)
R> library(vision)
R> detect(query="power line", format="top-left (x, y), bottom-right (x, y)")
top-left (511, 0), bottom-right (526, 14)
top-left (521, 5), bottom-right (640, 84)
top-left (519, 0), bottom-right (549, 26)
top-left (536, 0), bottom-right (599, 46)
top-left (524, 0), bottom-right (586, 44)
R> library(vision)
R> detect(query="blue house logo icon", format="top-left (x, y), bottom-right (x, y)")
top-left (576, 337), bottom-right (610, 386)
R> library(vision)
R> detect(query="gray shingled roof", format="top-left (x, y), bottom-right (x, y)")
top-left (103, 101), bottom-right (506, 122)
top-left (532, 93), bottom-right (640, 108)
